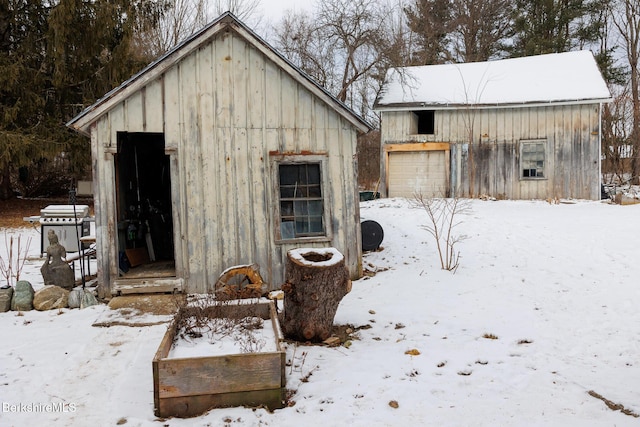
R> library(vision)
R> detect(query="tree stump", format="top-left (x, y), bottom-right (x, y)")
top-left (282, 248), bottom-right (352, 342)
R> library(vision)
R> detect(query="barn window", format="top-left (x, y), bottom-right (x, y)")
top-left (413, 110), bottom-right (435, 134)
top-left (521, 140), bottom-right (546, 178)
top-left (277, 162), bottom-right (326, 240)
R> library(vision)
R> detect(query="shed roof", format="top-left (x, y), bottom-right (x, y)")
top-left (374, 50), bottom-right (611, 110)
top-left (67, 12), bottom-right (372, 136)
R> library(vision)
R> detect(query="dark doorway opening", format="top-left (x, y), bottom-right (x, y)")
top-left (115, 132), bottom-right (175, 277)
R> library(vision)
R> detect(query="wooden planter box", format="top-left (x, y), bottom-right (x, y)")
top-left (153, 300), bottom-right (286, 418)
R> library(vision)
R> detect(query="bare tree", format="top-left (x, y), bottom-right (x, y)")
top-left (315, 0), bottom-right (383, 104)
top-left (137, 0), bottom-right (261, 58)
top-left (274, 10), bottom-right (334, 88)
top-left (274, 0), bottom-right (407, 125)
top-left (137, 0), bottom-right (209, 56)
top-left (612, 0), bottom-right (640, 184)
top-left (602, 85), bottom-right (633, 185)
top-left (211, 0), bottom-right (261, 24)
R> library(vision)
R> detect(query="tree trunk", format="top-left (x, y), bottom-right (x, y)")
top-left (282, 248), bottom-right (351, 342)
top-left (0, 164), bottom-right (13, 200)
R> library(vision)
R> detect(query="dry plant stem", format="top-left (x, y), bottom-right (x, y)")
top-left (0, 233), bottom-right (32, 287)
top-left (173, 295), bottom-right (267, 354)
top-left (412, 195), bottom-right (469, 271)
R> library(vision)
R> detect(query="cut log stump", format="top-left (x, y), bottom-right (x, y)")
top-left (282, 248), bottom-right (351, 342)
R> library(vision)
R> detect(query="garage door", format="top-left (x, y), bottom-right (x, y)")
top-left (388, 151), bottom-right (447, 198)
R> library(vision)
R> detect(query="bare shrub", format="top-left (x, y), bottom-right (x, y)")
top-left (0, 233), bottom-right (33, 287)
top-left (172, 295), bottom-right (268, 354)
top-left (412, 194), bottom-right (470, 272)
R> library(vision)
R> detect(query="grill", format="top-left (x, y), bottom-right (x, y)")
top-left (39, 205), bottom-right (91, 255)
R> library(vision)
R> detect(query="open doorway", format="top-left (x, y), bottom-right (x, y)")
top-left (115, 132), bottom-right (175, 279)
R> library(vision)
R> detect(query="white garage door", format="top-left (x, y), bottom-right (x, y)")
top-left (388, 151), bottom-right (447, 198)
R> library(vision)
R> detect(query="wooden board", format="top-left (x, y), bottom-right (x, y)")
top-left (125, 247), bottom-right (150, 267)
top-left (153, 300), bottom-right (285, 418)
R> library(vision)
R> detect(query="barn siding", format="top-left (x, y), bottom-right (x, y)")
top-left (380, 103), bottom-right (601, 200)
top-left (89, 28), bottom-right (362, 294)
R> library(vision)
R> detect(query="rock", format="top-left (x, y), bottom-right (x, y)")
top-left (80, 291), bottom-right (99, 309)
top-left (0, 286), bottom-right (13, 312)
top-left (68, 289), bottom-right (83, 309)
top-left (33, 285), bottom-right (70, 311)
top-left (11, 281), bottom-right (35, 311)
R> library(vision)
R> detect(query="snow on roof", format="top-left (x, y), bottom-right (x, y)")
top-left (375, 50), bottom-right (611, 110)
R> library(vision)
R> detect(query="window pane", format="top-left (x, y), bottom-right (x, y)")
top-left (280, 165), bottom-right (297, 185)
top-left (308, 184), bottom-right (321, 197)
top-left (522, 142), bottom-right (545, 178)
top-left (295, 219), bottom-right (309, 234)
top-left (307, 164), bottom-right (321, 184)
top-left (280, 186), bottom-right (295, 198)
top-left (281, 201), bottom-right (293, 217)
top-left (308, 200), bottom-right (323, 216)
top-left (296, 184), bottom-right (308, 198)
top-left (281, 221), bottom-right (295, 239)
top-left (278, 162), bottom-right (325, 238)
top-left (294, 200), bottom-right (308, 216)
top-left (309, 217), bottom-right (323, 233)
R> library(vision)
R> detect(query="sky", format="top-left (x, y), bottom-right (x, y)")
top-left (253, 0), bottom-right (314, 24)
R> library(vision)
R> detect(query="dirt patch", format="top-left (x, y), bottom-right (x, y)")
top-left (588, 390), bottom-right (639, 418)
top-left (107, 294), bottom-right (183, 316)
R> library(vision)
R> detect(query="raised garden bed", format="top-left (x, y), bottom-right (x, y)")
top-left (153, 299), bottom-right (285, 418)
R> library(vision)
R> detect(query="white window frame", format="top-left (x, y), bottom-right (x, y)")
top-left (520, 139), bottom-right (547, 180)
top-left (271, 154), bottom-right (332, 243)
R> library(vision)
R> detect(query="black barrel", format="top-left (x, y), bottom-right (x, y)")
top-left (361, 220), bottom-right (384, 251)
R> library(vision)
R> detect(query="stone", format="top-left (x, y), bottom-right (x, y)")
top-left (40, 230), bottom-right (75, 290)
top-left (80, 291), bottom-right (99, 309)
top-left (33, 285), bottom-right (70, 311)
top-left (68, 289), bottom-right (83, 309)
top-left (11, 280), bottom-right (34, 311)
top-left (0, 286), bottom-right (13, 312)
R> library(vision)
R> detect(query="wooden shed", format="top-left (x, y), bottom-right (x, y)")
top-left (67, 13), bottom-right (371, 297)
top-left (374, 51), bottom-right (611, 200)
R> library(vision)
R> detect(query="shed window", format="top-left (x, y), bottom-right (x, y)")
top-left (414, 110), bottom-right (435, 134)
top-left (278, 163), bottom-right (325, 239)
top-left (521, 140), bottom-right (546, 178)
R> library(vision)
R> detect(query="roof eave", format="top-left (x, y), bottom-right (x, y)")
top-left (374, 97), bottom-right (613, 112)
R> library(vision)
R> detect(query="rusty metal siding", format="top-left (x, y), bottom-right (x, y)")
top-left (90, 29), bottom-right (361, 294)
top-left (381, 103), bottom-right (601, 200)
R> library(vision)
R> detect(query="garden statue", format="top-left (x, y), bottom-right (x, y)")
top-left (40, 230), bottom-right (75, 290)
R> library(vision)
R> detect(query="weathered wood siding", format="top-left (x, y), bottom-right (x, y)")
top-left (91, 29), bottom-right (362, 294)
top-left (380, 103), bottom-right (601, 200)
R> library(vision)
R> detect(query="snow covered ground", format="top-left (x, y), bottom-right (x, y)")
top-left (1, 198), bottom-right (639, 426)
